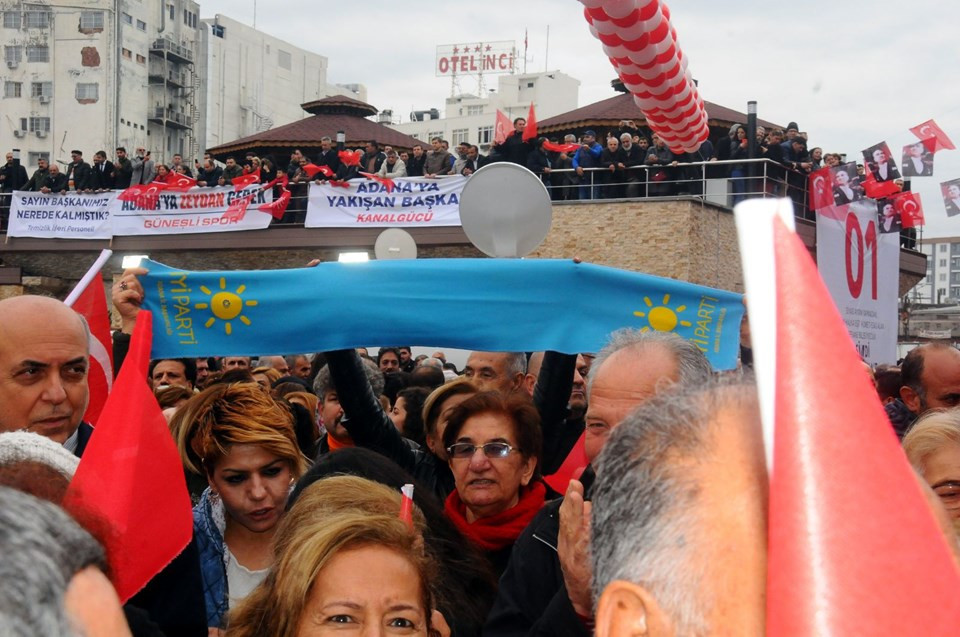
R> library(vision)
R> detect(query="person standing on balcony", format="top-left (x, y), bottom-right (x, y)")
top-left (131, 147), bottom-right (156, 185)
top-left (573, 130), bottom-right (603, 200)
top-left (65, 150), bottom-right (91, 191)
top-left (112, 147), bottom-right (133, 189)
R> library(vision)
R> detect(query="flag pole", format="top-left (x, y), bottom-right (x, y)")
top-left (64, 249), bottom-right (113, 308)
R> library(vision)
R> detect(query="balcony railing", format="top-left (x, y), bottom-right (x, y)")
top-left (148, 107), bottom-right (192, 129)
top-left (149, 38), bottom-right (193, 65)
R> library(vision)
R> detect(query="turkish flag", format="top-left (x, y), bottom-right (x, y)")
top-left (117, 183), bottom-right (169, 210)
top-left (258, 187), bottom-right (291, 220)
top-left (543, 141), bottom-right (580, 154)
top-left (165, 173), bottom-right (197, 192)
top-left (231, 169), bottom-right (261, 190)
top-left (543, 432), bottom-right (588, 493)
top-left (70, 272), bottom-right (113, 425)
top-left (338, 150), bottom-right (362, 167)
top-left (300, 163), bottom-right (326, 179)
top-left (910, 119), bottom-right (955, 153)
top-left (63, 311), bottom-right (192, 603)
top-left (359, 171), bottom-right (396, 193)
top-left (494, 109), bottom-right (512, 145)
top-left (522, 102), bottom-right (538, 142)
top-left (862, 170), bottom-right (901, 199)
top-left (808, 166), bottom-right (833, 210)
top-left (735, 200), bottom-right (960, 636)
top-left (894, 191), bottom-right (925, 228)
top-left (221, 193), bottom-right (255, 222)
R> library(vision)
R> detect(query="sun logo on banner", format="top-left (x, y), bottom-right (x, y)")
top-left (633, 294), bottom-right (693, 333)
top-left (194, 277), bottom-right (258, 335)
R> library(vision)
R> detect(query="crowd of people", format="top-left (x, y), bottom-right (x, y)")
top-left (1, 262), bottom-right (959, 636)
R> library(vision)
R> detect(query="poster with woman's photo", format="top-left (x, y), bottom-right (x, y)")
top-left (876, 198), bottom-right (901, 233)
top-left (942, 178), bottom-right (960, 217)
top-left (862, 142), bottom-right (900, 182)
top-left (901, 141), bottom-right (934, 177)
top-left (831, 162), bottom-right (863, 206)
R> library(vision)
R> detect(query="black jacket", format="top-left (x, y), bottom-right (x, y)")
top-left (1, 160), bottom-right (29, 192)
top-left (526, 149), bottom-right (552, 185)
top-left (24, 167), bottom-right (50, 191)
top-left (66, 160), bottom-right (92, 190)
top-left (323, 349), bottom-right (456, 498)
top-left (113, 157), bottom-right (133, 189)
top-left (405, 153), bottom-right (426, 177)
top-left (501, 132), bottom-right (533, 166)
top-left (40, 172), bottom-right (68, 192)
top-left (315, 148), bottom-right (340, 176)
top-left (88, 161), bottom-right (115, 190)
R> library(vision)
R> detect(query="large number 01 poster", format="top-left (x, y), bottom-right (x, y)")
top-left (816, 200), bottom-right (900, 364)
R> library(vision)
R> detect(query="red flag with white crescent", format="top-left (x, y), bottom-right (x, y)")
top-left (542, 141), bottom-right (581, 154)
top-left (494, 109), bottom-right (513, 145)
top-left (338, 150), bottom-right (362, 167)
top-left (70, 272), bottom-right (113, 425)
top-left (231, 169), bottom-right (261, 191)
top-left (165, 174), bottom-right (197, 192)
top-left (734, 199), bottom-right (960, 636)
top-left (257, 187), bottom-right (291, 220)
top-left (221, 193), bottom-right (255, 222)
top-left (910, 119), bottom-right (955, 153)
top-left (894, 191), bottom-right (925, 228)
top-left (117, 183), bottom-right (169, 210)
top-left (359, 171), bottom-right (396, 193)
top-left (522, 102), bottom-right (538, 142)
top-left (808, 166), bottom-right (833, 211)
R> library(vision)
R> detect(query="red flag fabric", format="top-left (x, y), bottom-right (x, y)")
top-left (71, 272), bottom-right (113, 425)
top-left (165, 173), bottom-right (197, 192)
top-left (765, 215), bottom-right (960, 635)
top-left (494, 109), bottom-right (513, 145)
top-left (522, 102), bottom-right (538, 142)
top-left (63, 311), bottom-right (192, 603)
top-left (807, 166), bottom-right (833, 211)
top-left (894, 190), bottom-right (925, 228)
top-left (542, 141), bottom-right (580, 154)
top-left (861, 170), bottom-right (901, 199)
top-left (258, 187), bottom-right (291, 220)
top-left (316, 165), bottom-right (335, 178)
top-left (543, 432), bottom-right (588, 493)
top-left (231, 169), bottom-right (261, 191)
top-left (117, 183), bottom-right (169, 210)
top-left (338, 150), bottom-right (362, 167)
top-left (221, 193), bottom-right (255, 222)
top-left (910, 119), bottom-right (955, 153)
top-left (300, 163), bottom-right (325, 179)
top-left (359, 171), bottom-right (396, 193)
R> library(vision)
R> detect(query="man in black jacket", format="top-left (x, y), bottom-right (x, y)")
top-left (39, 162), bottom-right (68, 193)
top-left (484, 331), bottom-right (712, 637)
top-left (23, 157), bottom-right (50, 191)
top-left (498, 117), bottom-right (534, 166)
top-left (65, 150), bottom-right (92, 191)
top-left (405, 144), bottom-right (426, 177)
top-left (314, 136), bottom-right (340, 178)
top-left (86, 151), bottom-right (115, 191)
top-left (0, 151), bottom-right (29, 192)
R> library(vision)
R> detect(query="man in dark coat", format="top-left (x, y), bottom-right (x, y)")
top-left (86, 150), bottom-right (115, 191)
top-left (65, 150), bottom-right (92, 191)
top-left (498, 117), bottom-right (534, 166)
top-left (23, 157), bottom-right (50, 191)
top-left (0, 151), bottom-right (29, 192)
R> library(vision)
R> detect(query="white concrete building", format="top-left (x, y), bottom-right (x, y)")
top-left (916, 237), bottom-right (960, 304)
top-left (197, 14), bottom-right (366, 153)
top-left (389, 70), bottom-right (579, 149)
top-left (0, 0), bottom-right (201, 170)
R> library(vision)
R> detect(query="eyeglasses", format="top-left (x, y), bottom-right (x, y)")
top-left (446, 442), bottom-right (517, 459)
top-left (934, 482), bottom-right (960, 511)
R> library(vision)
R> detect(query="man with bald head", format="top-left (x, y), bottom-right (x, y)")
top-left (0, 295), bottom-right (92, 455)
top-left (886, 343), bottom-right (960, 437)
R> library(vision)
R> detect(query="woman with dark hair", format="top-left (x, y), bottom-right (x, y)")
top-left (289, 448), bottom-right (497, 636)
top-left (441, 391), bottom-right (545, 577)
top-left (391, 386), bottom-right (431, 447)
top-left (172, 383), bottom-right (309, 632)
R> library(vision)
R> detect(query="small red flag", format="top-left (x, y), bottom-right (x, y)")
top-left (231, 169), bottom-right (261, 191)
top-left (338, 150), bottom-right (362, 167)
top-left (71, 272), bottom-right (113, 425)
top-left (221, 193), bottom-right (256, 222)
top-left (117, 183), bottom-right (169, 210)
top-left (359, 171), bottom-right (397, 193)
top-left (910, 119), bottom-right (955, 153)
top-left (494, 109), bottom-right (513, 145)
top-left (861, 170), bottom-right (901, 199)
top-left (542, 141), bottom-right (580, 154)
top-left (543, 432), bottom-right (588, 494)
top-left (300, 163), bottom-right (325, 179)
top-left (894, 191), bottom-right (925, 228)
top-left (165, 173), bottom-right (197, 192)
top-left (258, 187), bottom-right (291, 220)
top-left (63, 311), bottom-right (192, 603)
top-left (522, 102), bottom-right (538, 142)
top-left (808, 166), bottom-right (833, 211)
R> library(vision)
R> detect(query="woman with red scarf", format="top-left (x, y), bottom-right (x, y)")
top-left (442, 391), bottom-right (546, 578)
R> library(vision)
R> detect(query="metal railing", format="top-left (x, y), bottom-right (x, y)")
top-left (149, 38), bottom-right (194, 64)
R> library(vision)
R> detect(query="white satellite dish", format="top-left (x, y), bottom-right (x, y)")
top-left (458, 162), bottom-right (553, 258)
top-left (374, 228), bottom-right (418, 259)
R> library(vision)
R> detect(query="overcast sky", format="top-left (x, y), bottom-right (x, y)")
top-left (199, 0), bottom-right (960, 237)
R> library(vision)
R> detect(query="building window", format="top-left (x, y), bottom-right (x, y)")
top-left (211, 23), bottom-right (224, 38)
top-left (135, 53), bottom-right (145, 64)
top-left (80, 11), bottom-right (104, 30)
top-left (526, 81), bottom-right (535, 88)
top-left (941, 274), bottom-right (948, 282)
top-left (169, 4), bottom-right (175, 20)
top-left (3, 11), bottom-right (19, 29)
top-left (76, 83), bottom-right (98, 100)
top-left (26, 45), bottom-right (48, 62)
top-left (941, 259), bottom-right (947, 267)
top-left (5, 45), bottom-right (22, 65)
top-left (136, 19), bottom-right (146, 31)
top-left (477, 125), bottom-right (493, 145)
top-left (4, 81), bottom-right (21, 98)
top-left (30, 81), bottom-right (51, 98)
top-left (278, 49), bottom-right (291, 70)
top-left (28, 151), bottom-right (50, 166)
top-left (28, 116), bottom-right (50, 132)
top-left (122, 48), bottom-right (132, 59)
top-left (466, 105), bottom-right (484, 116)
top-left (452, 128), bottom-right (469, 145)
top-left (122, 13), bottom-right (132, 25)
top-left (428, 131), bottom-right (443, 141)
top-left (23, 11), bottom-right (50, 29)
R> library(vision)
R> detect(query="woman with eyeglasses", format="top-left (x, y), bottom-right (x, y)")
top-left (441, 391), bottom-right (546, 577)
top-left (903, 410), bottom-right (960, 537)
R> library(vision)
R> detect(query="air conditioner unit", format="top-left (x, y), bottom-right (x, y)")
top-left (36, 130), bottom-right (47, 138)
top-left (13, 130), bottom-right (25, 138)
top-left (38, 95), bottom-right (50, 104)
top-left (6, 60), bottom-right (17, 69)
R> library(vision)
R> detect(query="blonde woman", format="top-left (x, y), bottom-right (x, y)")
top-left (903, 410), bottom-right (960, 535)
top-left (173, 382), bottom-right (308, 631)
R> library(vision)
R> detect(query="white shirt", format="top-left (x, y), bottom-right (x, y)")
top-left (225, 548), bottom-right (268, 608)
